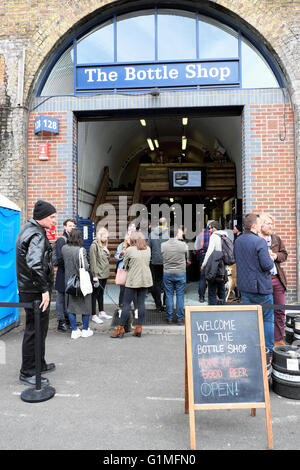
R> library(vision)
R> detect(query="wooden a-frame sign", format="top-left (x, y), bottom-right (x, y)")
top-left (184, 305), bottom-right (273, 450)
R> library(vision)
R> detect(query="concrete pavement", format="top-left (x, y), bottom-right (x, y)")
top-left (0, 284), bottom-right (299, 451)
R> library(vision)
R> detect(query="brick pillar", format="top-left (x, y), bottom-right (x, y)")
top-left (27, 111), bottom-right (77, 234)
top-left (243, 103), bottom-right (297, 301)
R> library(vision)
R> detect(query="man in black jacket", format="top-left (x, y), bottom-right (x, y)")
top-left (147, 217), bottom-right (169, 311)
top-left (16, 200), bottom-right (56, 386)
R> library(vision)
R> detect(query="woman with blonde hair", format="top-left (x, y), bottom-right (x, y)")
top-left (111, 230), bottom-right (153, 338)
top-left (89, 227), bottom-right (112, 323)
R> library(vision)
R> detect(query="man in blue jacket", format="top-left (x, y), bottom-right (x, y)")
top-left (234, 213), bottom-right (274, 352)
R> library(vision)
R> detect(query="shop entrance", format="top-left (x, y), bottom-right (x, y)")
top-left (77, 106), bottom-right (242, 285)
top-left (78, 106), bottom-right (242, 218)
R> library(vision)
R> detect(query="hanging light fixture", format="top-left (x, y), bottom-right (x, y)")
top-left (140, 119), bottom-right (147, 127)
top-left (147, 138), bottom-right (154, 151)
top-left (182, 136), bottom-right (187, 150)
top-left (182, 117), bottom-right (188, 126)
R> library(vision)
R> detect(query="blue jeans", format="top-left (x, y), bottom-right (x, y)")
top-left (120, 287), bottom-right (147, 326)
top-left (240, 291), bottom-right (274, 352)
top-left (56, 291), bottom-right (66, 321)
top-left (68, 313), bottom-right (90, 331)
top-left (163, 272), bottom-right (186, 321)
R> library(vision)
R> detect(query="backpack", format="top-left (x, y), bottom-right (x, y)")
top-left (217, 234), bottom-right (235, 266)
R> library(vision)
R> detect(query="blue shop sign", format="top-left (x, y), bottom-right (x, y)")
top-left (76, 60), bottom-right (239, 90)
top-left (34, 115), bottom-right (59, 134)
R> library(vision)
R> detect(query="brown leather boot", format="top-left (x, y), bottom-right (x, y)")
top-left (133, 325), bottom-right (142, 337)
top-left (110, 325), bottom-right (125, 338)
top-left (274, 339), bottom-right (285, 347)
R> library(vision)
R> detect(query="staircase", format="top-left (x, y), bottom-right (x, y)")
top-left (96, 190), bottom-right (133, 284)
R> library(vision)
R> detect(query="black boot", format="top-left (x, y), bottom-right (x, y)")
top-left (57, 320), bottom-right (68, 332)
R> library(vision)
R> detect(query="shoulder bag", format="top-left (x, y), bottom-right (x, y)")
top-left (79, 247), bottom-right (93, 296)
top-left (65, 273), bottom-right (81, 297)
top-left (115, 267), bottom-right (128, 286)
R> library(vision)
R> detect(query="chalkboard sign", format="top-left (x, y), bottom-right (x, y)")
top-left (184, 305), bottom-right (273, 450)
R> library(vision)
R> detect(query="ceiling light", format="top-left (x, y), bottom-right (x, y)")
top-left (154, 139), bottom-right (159, 148)
top-left (147, 138), bottom-right (154, 151)
top-left (140, 119), bottom-right (146, 126)
top-left (182, 117), bottom-right (188, 126)
top-left (182, 136), bottom-right (187, 150)
top-left (170, 198), bottom-right (174, 203)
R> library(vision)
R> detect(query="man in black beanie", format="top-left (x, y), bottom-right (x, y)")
top-left (16, 200), bottom-right (57, 386)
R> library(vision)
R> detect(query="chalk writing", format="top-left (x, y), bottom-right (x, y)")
top-left (189, 309), bottom-right (265, 404)
top-left (200, 381), bottom-right (239, 398)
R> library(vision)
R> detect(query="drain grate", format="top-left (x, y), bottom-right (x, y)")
top-left (112, 308), bottom-right (169, 326)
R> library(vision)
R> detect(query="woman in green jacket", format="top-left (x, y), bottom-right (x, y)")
top-left (111, 230), bottom-right (153, 338)
top-left (89, 227), bottom-right (112, 323)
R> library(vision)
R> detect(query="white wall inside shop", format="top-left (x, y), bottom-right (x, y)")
top-left (78, 114), bottom-right (242, 219)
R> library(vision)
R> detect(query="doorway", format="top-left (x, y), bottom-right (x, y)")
top-left (77, 106), bottom-right (242, 226)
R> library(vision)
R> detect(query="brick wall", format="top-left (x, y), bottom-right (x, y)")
top-left (1, 0), bottom-right (300, 300)
top-left (27, 111), bottom-right (77, 235)
top-left (243, 103), bottom-right (296, 298)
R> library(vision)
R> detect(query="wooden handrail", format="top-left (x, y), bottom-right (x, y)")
top-left (90, 166), bottom-right (109, 223)
top-left (132, 164), bottom-right (143, 206)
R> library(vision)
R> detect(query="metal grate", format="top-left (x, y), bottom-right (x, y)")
top-left (111, 308), bottom-right (169, 326)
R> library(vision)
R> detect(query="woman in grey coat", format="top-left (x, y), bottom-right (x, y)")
top-left (62, 228), bottom-right (93, 339)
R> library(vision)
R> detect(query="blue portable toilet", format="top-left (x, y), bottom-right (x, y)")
top-left (0, 195), bottom-right (21, 335)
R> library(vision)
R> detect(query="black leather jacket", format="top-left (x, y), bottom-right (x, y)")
top-left (15, 218), bottom-right (54, 293)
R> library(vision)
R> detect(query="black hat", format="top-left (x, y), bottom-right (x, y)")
top-left (33, 200), bottom-right (56, 220)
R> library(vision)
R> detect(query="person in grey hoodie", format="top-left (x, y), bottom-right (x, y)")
top-left (161, 226), bottom-right (188, 324)
top-left (147, 217), bottom-right (169, 311)
top-left (201, 221), bottom-right (229, 305)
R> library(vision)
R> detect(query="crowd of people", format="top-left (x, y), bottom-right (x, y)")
top-left (15, 199), bottom-right (288, 385)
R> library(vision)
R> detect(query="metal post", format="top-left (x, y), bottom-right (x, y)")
top-left (34, 299), bottom-right (42, 391)
top-left (21, 300), bottom-right (55, 403)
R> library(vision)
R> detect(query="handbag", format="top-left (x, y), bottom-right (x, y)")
top-left (65, 274), bottom-right (81, 296)
top-left (115, 268), bottom-right (128, 286)
top-left (79, 247), bottom-right (93, 296)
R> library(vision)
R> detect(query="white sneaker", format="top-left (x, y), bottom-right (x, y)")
top-left (98, 311), bottom-right (112, 320)
top-left (71, 329), bottom-right (82, 339)
top-left (92, 314), bottom-right (103, 324)
top-left (81, 328), bottom-right (94, 338)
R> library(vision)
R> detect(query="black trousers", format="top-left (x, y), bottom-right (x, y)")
top-left (149, 264), bottom-right (165, 309)
top-left (19, 292), bottom-right (50, 377)
top-left (91, 278), bottom-right (107, 315)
